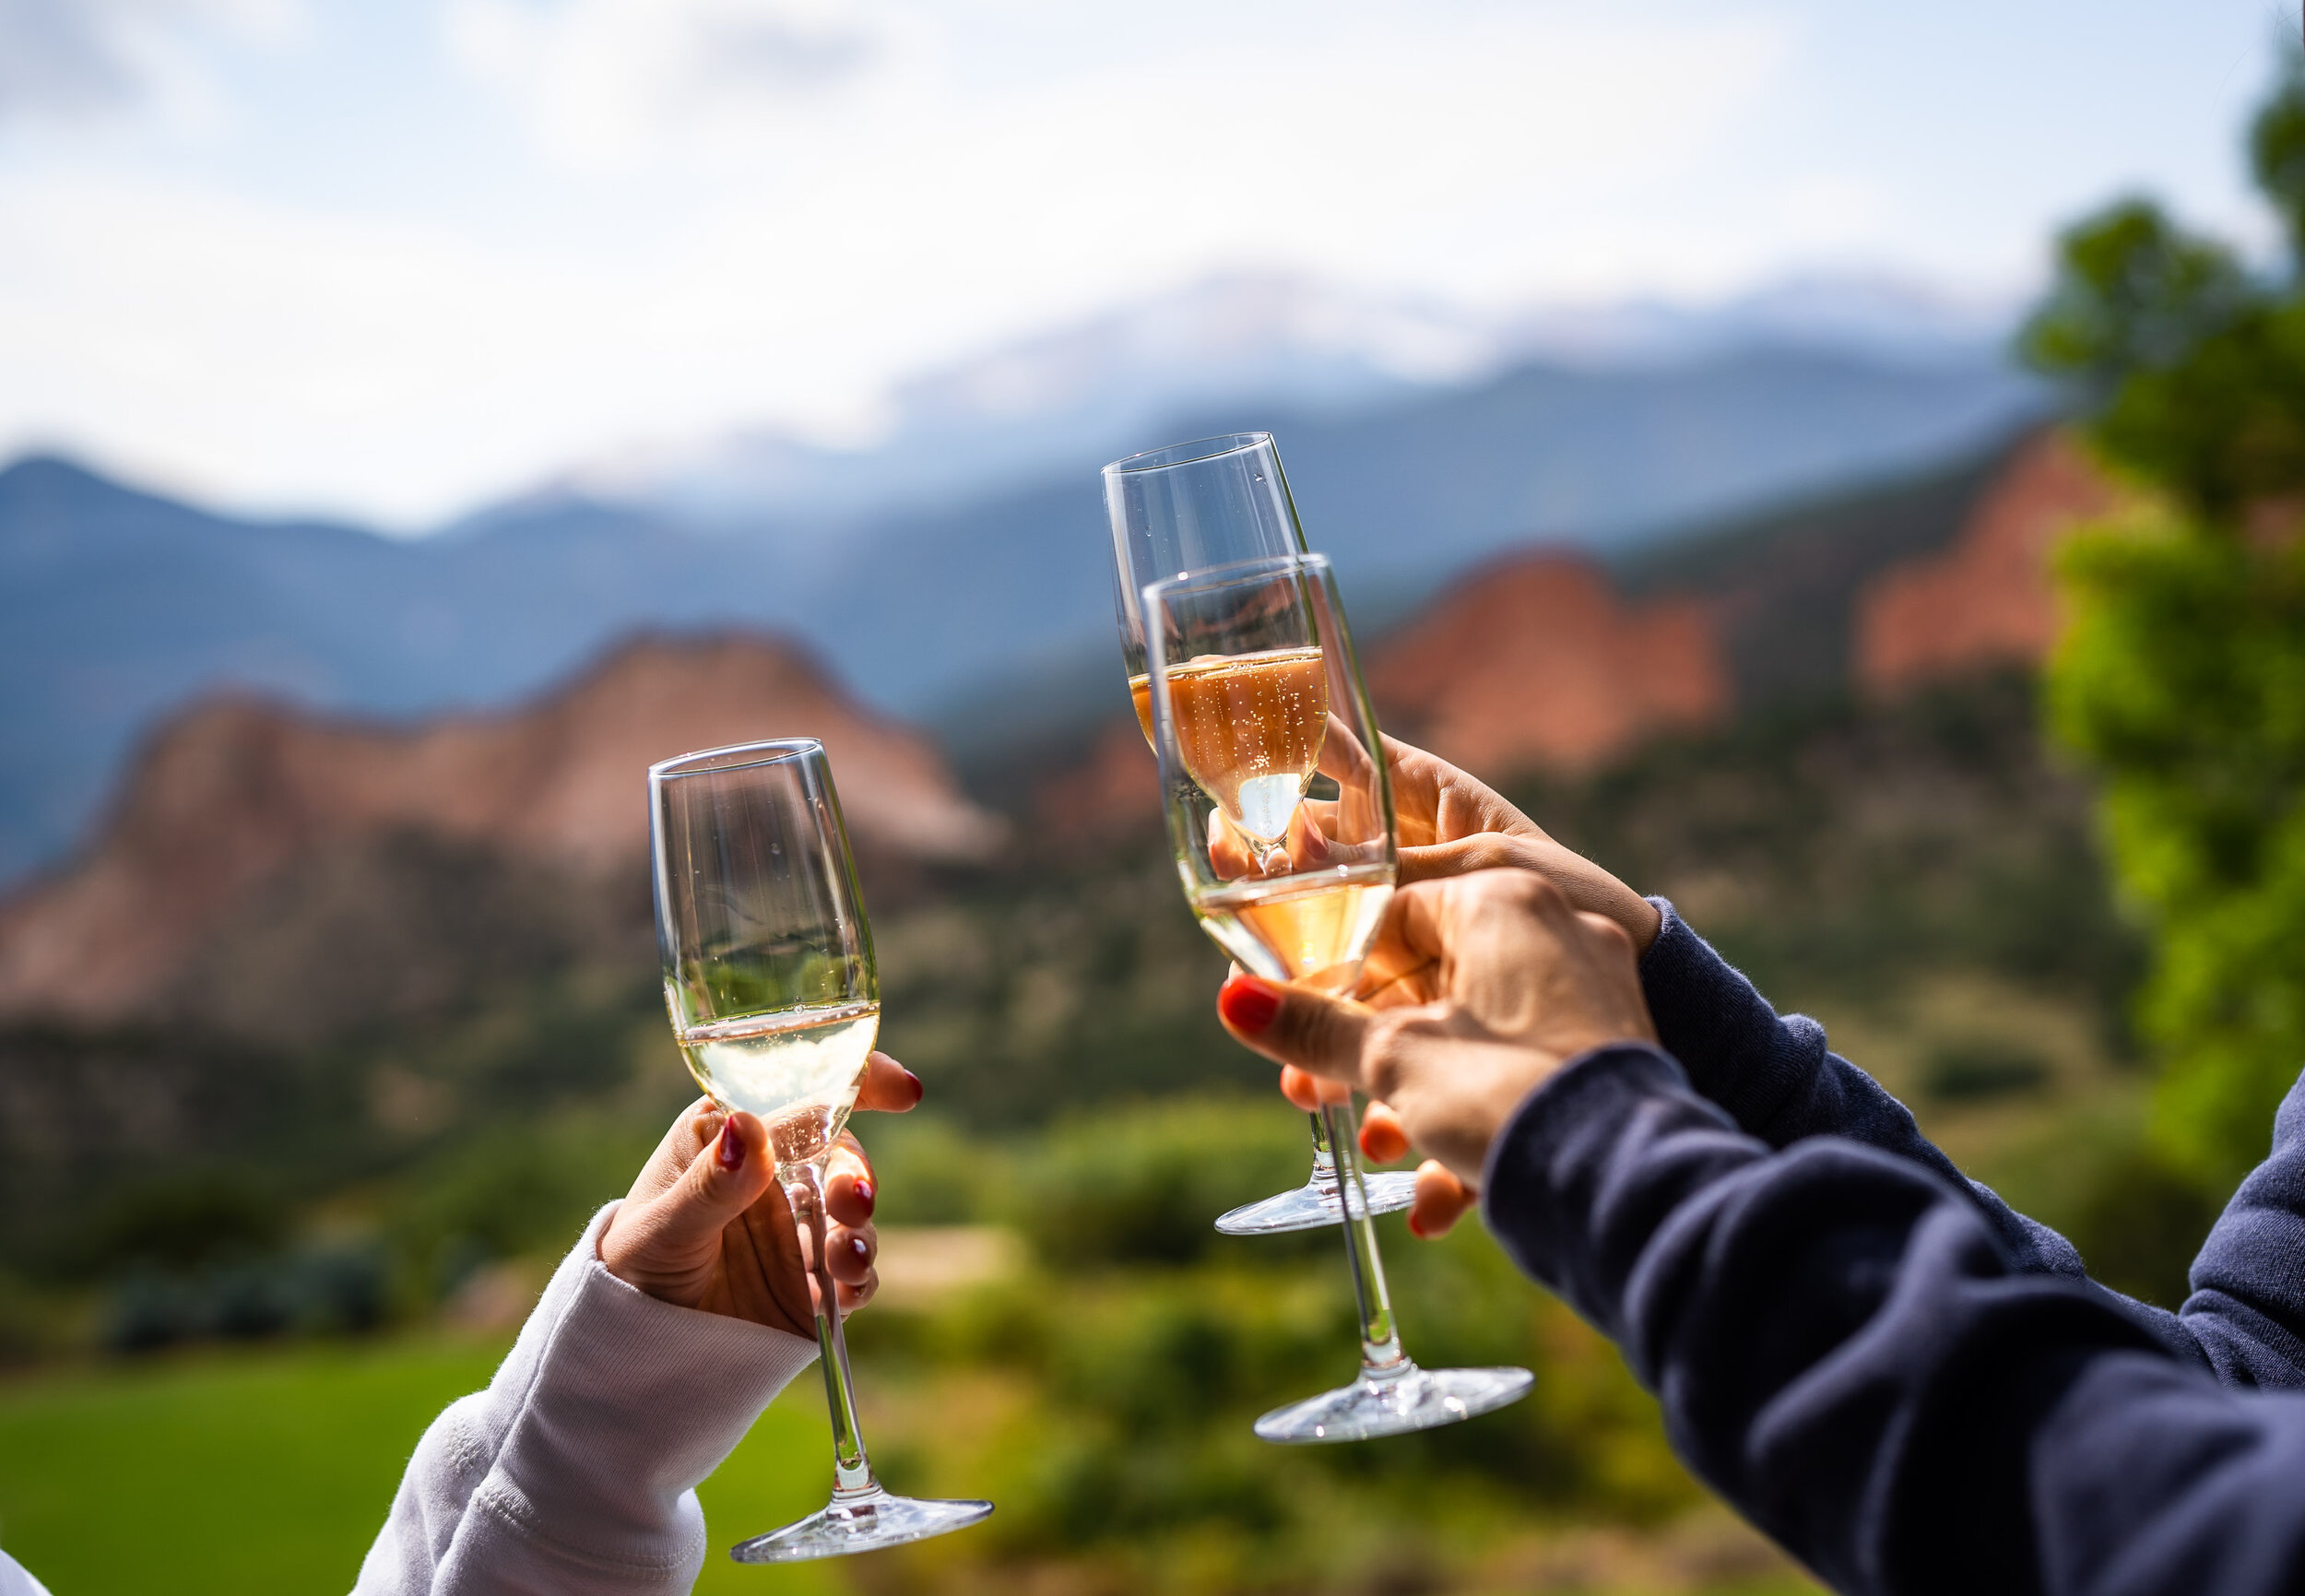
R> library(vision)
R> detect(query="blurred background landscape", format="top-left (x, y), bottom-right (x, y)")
top-left (3, 2), bottom-right (2300, 1593)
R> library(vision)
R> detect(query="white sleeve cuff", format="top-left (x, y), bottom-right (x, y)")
top-left (473, 1203), bottom-right (822, 1571)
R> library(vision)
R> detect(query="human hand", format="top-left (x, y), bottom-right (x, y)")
top-left (1269, 1063), bottom-right (1472, 1237)
top-left (1223, 737), bottom-right (1659, 1224)
top-left (597, 1051), bottom-right (923, 1337)
top-left (1384, 736), bottom-right (1660, 952)
top-left (1324, 739), bottom-right (1658, 1229)
top-left (1222, 871), bottom-right (1657, 1208)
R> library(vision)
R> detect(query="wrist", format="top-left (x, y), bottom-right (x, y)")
top-left (1458, 1030), bottom-right (1657, 1172)
top-left (597, 1207), bottom-right (712, 1310)
top-left (1413, 1045), bottom-right (1578, 1180)
top-left (1623, 895), bottom-right (1663, 955)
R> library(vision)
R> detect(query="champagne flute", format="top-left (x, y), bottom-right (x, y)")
top-left (1143, 555), bottom-right (1532, 1442)
top-left (649, 739), bottom-right (993, 1560)
top-left (1104, 432), bottom-right (1417, 1236)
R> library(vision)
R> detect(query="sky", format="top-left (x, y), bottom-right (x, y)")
top-left (0, 0), bottom-right (2293, 528)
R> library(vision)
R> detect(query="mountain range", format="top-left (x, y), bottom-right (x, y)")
top-left (0, 423), bottom-right (2110, 1046)
top-left (0, 635), bottom-right (999, 1041)
top-left (556, 270), bottom-right (2023, 529)
top-left (0, 279), bottom-right (2047, 886)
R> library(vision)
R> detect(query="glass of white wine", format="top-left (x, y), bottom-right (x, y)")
top-left (648, 738), bottom-right (993, 1560)
top-left (1143, 554), bottom-right (1534, 1443)
top-left (1104, 432), bottom-right (1416, 1236)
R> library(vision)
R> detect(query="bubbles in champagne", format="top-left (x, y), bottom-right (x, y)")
top-left (675, 1001), bottom-right (881, 1167)
top-left (1162, 646), bottom-right (1329, 844)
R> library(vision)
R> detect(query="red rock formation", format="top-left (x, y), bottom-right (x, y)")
top-left (0, 633), bottom-right (1003, 1027)
top-left (1030, 552), bottom-right (1733, 839)
top-left (1855, 432), bottom-right (2119, 693)
top-left (1365, 553), bottom-right (1732, 774)
top-left (1032, 717), bottom-right (1162, 846)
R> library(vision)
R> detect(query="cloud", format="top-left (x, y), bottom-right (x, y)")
top-left (446, 0), bottom-right (881, 167)
top-left (6, 0), bottom-right (2268, 525)
top-left (0, 0), bottom-right (301, 125)
top-left (0, 0), bottom-right (148, 117)
top-left (0, 5), bottom-right (1802, 524)
top-left (692, 7), bottom-right (874, 93)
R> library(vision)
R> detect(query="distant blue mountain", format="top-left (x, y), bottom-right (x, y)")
top-left (567, 270), bottom-right (2024, 529)
top-left (0, 341), bottom-right (2044, 885)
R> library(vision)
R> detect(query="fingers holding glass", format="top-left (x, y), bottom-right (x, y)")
top-left (1358, 1102), bottom-right (1411, 1164)
top-left (1407, 1162), bottom-right (1476, 1240)
top-left (824, 1131), bottom-right (880, 1312)
top-left (856, 1050), bottom-right (924, 1113)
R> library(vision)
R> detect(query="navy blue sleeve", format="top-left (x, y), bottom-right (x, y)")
top-left (1483, 1046), bottom-right (2305, 1596)
top-left (1638, 899), bottom-right (2087, 1279)
top-left (1637, 900), bottom-right (2305, 1382)
top-left (2181, 1074), bottom-right (2305, 1388)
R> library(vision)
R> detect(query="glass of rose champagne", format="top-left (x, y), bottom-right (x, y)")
top-left (1143, 555), bottom-right (1532, 1442)
top-left (1103, 432), bottom-right (1416, 1235)
top-left (650, 739), bottom-right (993, 1558)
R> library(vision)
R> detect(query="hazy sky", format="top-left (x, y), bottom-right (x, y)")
top-left (0, 0), bottom-right (2291, 526)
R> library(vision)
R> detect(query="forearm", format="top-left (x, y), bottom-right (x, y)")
top-left (353, 1204), bottom-right (820, 1596)
top-left (1641, 900), bottom-right (2088, 1278)
top-left (1482, 1046), bottom-right (2305, 1596)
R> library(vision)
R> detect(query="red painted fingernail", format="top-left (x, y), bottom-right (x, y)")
top-left (854, 1178), bottom-right (875, 1215)
top-left (715, 1122), bottom-right (746, 1172)
top-left (848, 1235), bottom-right (870, 1262)
top-left (1407, 1212), bottom-right (1428, 1239)
top-left (1219, 972), bottom-right (1283, 1034)
top-left (902, 1067), bottom-right (924, 1106)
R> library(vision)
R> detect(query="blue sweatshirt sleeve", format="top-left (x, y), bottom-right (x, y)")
top-left (1638, 899), bottom-right (2086, 1278)
top-left (1637, 900), bottom-right (2305, 1385)
top-left (1482, 1046), bottom-right (2305, 1596)
top-left (2180, 1073), bottom-right (2305, 1388)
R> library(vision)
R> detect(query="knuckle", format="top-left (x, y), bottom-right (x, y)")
top-left (1509, 872), bottom-right (1567, 912)
top-left (1363, 1015), bottom-right (1416, 1098)
top-left (1280, 995), bottom-right (1346, 1065)
top-left (1455, 834), bottom-right (1508, 871)
top-left (1584, 913), bottom-right (1635, 957)
top-left (1463, 868), bottom-right (1557, 916)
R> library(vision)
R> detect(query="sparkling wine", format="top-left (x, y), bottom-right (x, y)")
top-left (674, 999), bottom-right (881, 1166)
top-left (1151, 645), bottom-right (1329, 843)
top-left (1129, 671), bottom-right (1154, 745)
top-left (1192, 868), bottom-right (1394, 996)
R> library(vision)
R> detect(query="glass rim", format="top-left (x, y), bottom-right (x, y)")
top-left (1142, 550), bottom-right (1330, 608)
top-left (1102, 432), bottom-right (1274, 479)
top-left (648, 737), bottom-right (826, 783)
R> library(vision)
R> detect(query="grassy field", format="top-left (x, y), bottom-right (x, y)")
top-left (0, 1334), bottom-right (851, 1595)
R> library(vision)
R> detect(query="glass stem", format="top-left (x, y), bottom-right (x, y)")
top-left (786, 1161), bottom-right (880, 1500)
top-left (1320, 1098), bottom-right (1405, 1374)
top-left (1306, 1111), bottom-right (1338, 1191)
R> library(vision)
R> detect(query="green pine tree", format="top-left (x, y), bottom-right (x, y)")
top-left (2026, 61), bottom-right (2305, 1183)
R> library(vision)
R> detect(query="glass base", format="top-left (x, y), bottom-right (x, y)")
top-left (1253, 1361), bottom-right (1533, 1444)
top-left (1214, 1168), bottom-right (1417, 1235)
top-left (729, 1488), bottom-right (993, 1563)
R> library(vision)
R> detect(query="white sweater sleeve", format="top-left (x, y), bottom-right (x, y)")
top-left (353, 1202), bottom-right (822, 1596)
top-left (0, 1551), bottom-right (53, 1596)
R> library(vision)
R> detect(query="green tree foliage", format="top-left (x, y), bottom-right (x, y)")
top-left (2026, 63), bottom-right (2305, 1181)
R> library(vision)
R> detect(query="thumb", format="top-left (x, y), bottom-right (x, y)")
top-left (641, 1109), bottom-right (776, 1253)
top-left (1218, 972), bottom-right (1370, 1088)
